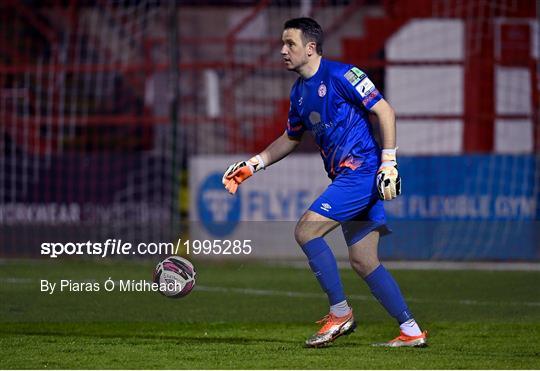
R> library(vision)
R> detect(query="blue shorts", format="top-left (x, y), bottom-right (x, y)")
top-left (308, 169), bottom-right (391, 246)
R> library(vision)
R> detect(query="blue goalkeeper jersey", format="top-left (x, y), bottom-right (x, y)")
top-left (287, 58), bottom-right (383, 179)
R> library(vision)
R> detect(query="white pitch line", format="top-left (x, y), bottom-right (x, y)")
top-left (268, 260), bottom-right (540, 271)
top-left (195, 285), bottom-right (540, 308)
top-left (2, 278), bottom-right (539, 308)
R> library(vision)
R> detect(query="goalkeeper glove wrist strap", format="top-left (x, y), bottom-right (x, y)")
top-left (381, 147), bottom-right (398, 164)
top-left (248, 154), bottom-right (265, 173)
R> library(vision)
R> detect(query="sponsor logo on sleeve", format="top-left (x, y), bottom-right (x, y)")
top-left (344, 67), bottom-right (366, 86)
top-left (355, 77), bottom-right (376, 98)
top-left (361, 89), bottom-right (381, 106)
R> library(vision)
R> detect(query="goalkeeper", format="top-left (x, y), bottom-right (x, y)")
top-left (223, 17), bottom-right (426, 348)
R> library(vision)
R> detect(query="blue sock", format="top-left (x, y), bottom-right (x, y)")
top-left (301, 237), bottom-right (346, 306)
top-left (364, 264), bottom-right (413, 324)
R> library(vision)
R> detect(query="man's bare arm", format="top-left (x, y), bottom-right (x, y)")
top-left (370, 98), bottom-right (396, 150)
top-left (370, 98), bottom-right (401, 201)
top-left (259, 130), bottom-right (301, 168)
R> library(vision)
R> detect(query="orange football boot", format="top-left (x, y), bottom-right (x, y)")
top-left (305, 310), bottom-right (356, 348)
top-left (373, 330), bottom-right (428, 348)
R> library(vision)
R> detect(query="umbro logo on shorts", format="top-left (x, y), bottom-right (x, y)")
top-left (321, 203), bottom-right (332, 212)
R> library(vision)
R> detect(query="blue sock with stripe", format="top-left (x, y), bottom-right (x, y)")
top-left (301, 237), bottom-right (346, 306)
top-left (364, 264), bottom-right (413, 324)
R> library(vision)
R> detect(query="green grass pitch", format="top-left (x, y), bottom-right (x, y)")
top-left (1, 259), bottom-right (539, 369)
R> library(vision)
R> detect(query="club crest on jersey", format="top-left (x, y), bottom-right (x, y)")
top-left (318, 83), bottom-right (327, 97)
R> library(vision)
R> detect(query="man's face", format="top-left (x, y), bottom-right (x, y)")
top-left (281, 28), bottom-right (312, 71)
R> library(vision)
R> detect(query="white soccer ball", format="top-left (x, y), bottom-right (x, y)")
top-left (153, 256), bottom-right (196, 298)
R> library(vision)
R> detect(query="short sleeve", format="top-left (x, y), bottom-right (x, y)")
top-left (286, 101), bottom-right (305, 140)
top-left (336, 66), bottom-right (383, 110)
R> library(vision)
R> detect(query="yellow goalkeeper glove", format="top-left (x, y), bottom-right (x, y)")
top-left (222, 155), bottom-right (265, 195)
top-left (377, 148), bottom-right (402, 201)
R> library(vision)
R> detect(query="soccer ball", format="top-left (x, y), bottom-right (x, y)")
top-left (153, 256), bottom-right (196, 298)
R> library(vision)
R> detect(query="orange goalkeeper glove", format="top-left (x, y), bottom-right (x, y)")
top-left (377, 148), bottom-right (402, 201)
top-left (222, 155), bottom-right (265, 195)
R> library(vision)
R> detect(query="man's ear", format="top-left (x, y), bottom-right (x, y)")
top-left (307, 41), bottom-right (316, 56)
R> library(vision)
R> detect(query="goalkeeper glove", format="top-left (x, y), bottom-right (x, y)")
top-left (222, 155), bottom-right (265, 195)
top-left (376, 148), bottom-right (402, 201)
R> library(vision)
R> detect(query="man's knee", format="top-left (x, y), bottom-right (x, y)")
top-left (348, 231), bottom-right (380, 277)
top-left (294, 219), bottom-right (318, 246)
top-left (294, 212), bottom-right (337, 246)
top-left (349, 256), bottom-right (377, 278)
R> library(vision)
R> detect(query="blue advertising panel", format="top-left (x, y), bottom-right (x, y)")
top-left (190, 154), bottom-right (539, 261)
top-left (380, 155), bottom-right (539, 261)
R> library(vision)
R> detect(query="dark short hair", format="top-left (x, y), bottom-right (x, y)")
top-left (284, 17), bottom-right (323, 55)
